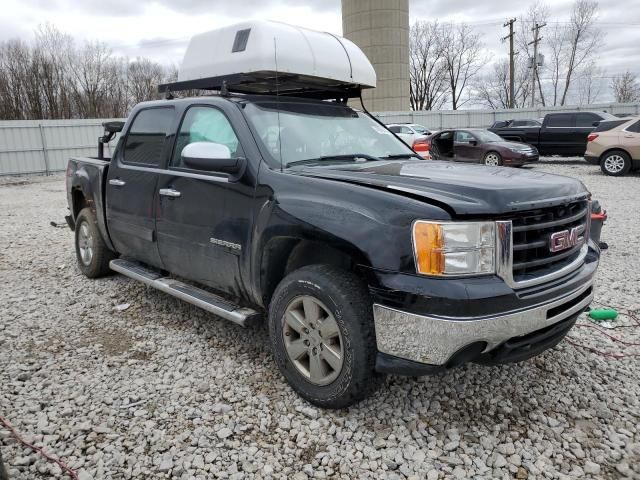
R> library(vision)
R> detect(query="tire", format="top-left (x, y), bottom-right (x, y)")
top-left (600, 150), bottom-right (631, 176)
top-left (483, 151), bottom-right (503, 166)
top-left (268, 265), bottom-right (382, 408)
top-left (74, 207), bottom-right (116, 278)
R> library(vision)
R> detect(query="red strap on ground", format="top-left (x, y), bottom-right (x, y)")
top-left (0, 415), bottom-right (79, 480)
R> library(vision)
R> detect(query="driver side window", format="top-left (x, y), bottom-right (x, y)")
top-left (171, 106), bottom-right (243, 168)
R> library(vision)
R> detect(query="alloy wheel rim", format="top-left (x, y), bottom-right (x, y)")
top-left (485, 154), bottom-right (500, 166)
top-left (78, 221), bottom-right (94, 266)
top-left (282, 295), bottom-right (344, 386)
top-left (604, 155), bottom-right (625, 173)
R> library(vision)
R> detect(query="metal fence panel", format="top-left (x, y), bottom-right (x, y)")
top-left (0, 118), bottom-right (123, 176)
top-left (2, 102), bottom-right (640, 176)
top-left (373, 102), bottom-right (640, 129)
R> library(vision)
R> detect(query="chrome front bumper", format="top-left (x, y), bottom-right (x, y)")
top-left (373, 281), bottom-right (594, 366)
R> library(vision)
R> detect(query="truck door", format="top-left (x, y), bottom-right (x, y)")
top-left (155, 104), bottom-right (256, 298)
top-left (106, 106), bottom-right (175, 269)
top-left (541, 113), bottom-right (576, 155)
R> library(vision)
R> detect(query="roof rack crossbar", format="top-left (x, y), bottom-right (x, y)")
top-left (158, 72), bottom-right (363, 100)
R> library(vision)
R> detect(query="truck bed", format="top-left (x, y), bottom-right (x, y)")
top-left (66, 156), bottom-right (113, 251)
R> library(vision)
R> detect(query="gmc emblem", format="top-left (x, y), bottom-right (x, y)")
top-left (549, 226), bottom-right (585, 253)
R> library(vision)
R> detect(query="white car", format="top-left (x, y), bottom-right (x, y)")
top-left (387, 123), bottom-right (433, 146)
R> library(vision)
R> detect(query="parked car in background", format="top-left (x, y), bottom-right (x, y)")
top-left (387, 123), bottom-right (433, 145)
top-left (411, 136), bottom-right (432, 159)
top-left (429, 128), bottom-right (539, 166)
top-left (489, 119), bottom-right (541, 129)
top-left (585, 117), bottom-right (640, 176)
top-left (613, 113), bottom-right (635, 118)
top-left (489, 111), bottom-right (618, 156)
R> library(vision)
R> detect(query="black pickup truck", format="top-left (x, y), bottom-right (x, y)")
top-left (66, 93), bottom-right (600, 408)
top-left (490, 111), bottom-right (617, 156)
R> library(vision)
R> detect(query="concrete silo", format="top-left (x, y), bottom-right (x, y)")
top-left (341, 0), bottom-right (410, 111)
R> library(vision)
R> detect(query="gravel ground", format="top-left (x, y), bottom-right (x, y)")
top-left (1, 159), bottom-right (639, 480)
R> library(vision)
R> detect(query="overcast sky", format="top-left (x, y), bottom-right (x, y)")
top-left (2, 0), bottom-right (639, 103)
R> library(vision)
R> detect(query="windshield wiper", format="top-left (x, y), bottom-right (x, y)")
top-left (285, 154), bottom-right (381, 168)
top-left (380, 153), bottom-right (422, 160)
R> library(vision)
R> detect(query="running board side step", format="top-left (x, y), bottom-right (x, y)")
top-left (109, 259), bottom-right (261, 327)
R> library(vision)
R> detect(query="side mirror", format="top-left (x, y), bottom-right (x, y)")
top-left (181, 142), bottom-right (244, 174)
top-left (469, 140), bottom-right (478, 146)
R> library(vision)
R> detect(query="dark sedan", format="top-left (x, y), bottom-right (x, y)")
top-left (428, 129), bottom-right (539, 166)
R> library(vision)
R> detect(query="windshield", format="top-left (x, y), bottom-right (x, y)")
top-left (411, 124), bottom-right (428, 134)
top-left (243, 101), bottom-right (415, 168)
top-left (473, 130), bottom-right (504, 143)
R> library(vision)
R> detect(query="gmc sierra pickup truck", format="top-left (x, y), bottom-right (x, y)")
top-left (490, 111), bottom-right (617, 156)
top-left (65, 22), bottom-right (600, 408)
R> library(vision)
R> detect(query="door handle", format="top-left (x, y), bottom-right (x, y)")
top-left (109, 179), bottom-right (126, 187)
top-left (159, 188), bottom-right (181, 198)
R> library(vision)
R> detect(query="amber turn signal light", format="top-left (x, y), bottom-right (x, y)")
top-left (413, 222), bottom-right (445, 275)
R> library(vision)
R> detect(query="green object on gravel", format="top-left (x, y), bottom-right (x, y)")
top-left (588, 308), bottom-right (618, 321)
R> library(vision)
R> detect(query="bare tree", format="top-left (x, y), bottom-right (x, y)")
top-left (517, 0), bottom-right (602, 106)
top-left (545, 23), bottom-right (566, 106)
top-left (439, 23), bottom-right (486, 110)
top-left (474, 58), bottom-right (531, 109)
top-left (71, 41), bottom-right (116, 118)
top-left (127, 57), bottom-right (165, 106)
top-left (34, 24), bottom-right (75, 118)
top-left (559, 0), bottom-right (602, 105)
top-left (611, 71), bottom-right (640, 103)
top-left (576, 60), bottom-right (604, 104)
top-left (517, 1), bottom-right (550, 106)
top-left (409, 21), bottom-right (448, 111)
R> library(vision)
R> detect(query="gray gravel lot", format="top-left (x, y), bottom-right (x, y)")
top-left (1, 159), bottom-right (639, 480)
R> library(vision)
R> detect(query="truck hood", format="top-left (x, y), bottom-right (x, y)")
top-left (291, 160), bottom-right (589, 215)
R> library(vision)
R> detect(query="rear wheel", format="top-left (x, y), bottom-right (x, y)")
top-left (483, 151), bottom-right (503, 166)
top-left (75, 208), bottom-right (116, 278)
top-left (268, 265), bottom-right (382, 408)
top-left (600, 151), bottom-right (631, 176)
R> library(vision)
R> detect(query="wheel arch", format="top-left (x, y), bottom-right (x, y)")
top-left (599, 147), bottom-right (632, 163)
top-left (259, 236), bottom-right (372, 309)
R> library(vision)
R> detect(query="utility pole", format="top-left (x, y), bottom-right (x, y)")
top-left (503, 18), bottom-right (517, 109)
top-left (529, 22), bottom-right (546, 108)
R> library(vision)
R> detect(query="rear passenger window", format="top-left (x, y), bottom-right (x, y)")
top-left (124, 108), bottom-right (174, 165)
top-left (546, 114), bottom-right (573, 127)
top-left (171, 106), bottom-right (243, 168)
top-left (626, 121), bottom-right (640, 133)
top-left (594, 120), bottom-right (628, 132)
top-left (576, 113), bottom-right (600, 127)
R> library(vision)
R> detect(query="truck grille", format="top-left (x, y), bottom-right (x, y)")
top-left (510, 200), bottom-right (589, 283)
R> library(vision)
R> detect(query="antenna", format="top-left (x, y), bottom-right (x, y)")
top-left (274, 37), bottom-right (284, 172)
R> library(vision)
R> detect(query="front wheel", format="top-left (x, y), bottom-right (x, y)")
top-left (268, 265), bottom-right (382, 408)
top-left (74, 208), bottom-right (116, 278)
top-left (483, 151), bottom-right (503, 166)
top-left (600, 151), bottom-right (631, 176)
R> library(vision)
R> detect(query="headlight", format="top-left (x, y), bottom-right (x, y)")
top-left (412, 221), bottom-right (495, 276)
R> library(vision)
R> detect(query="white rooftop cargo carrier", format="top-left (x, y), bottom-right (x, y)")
top-left (158, 20), bottom-right (376, 100)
